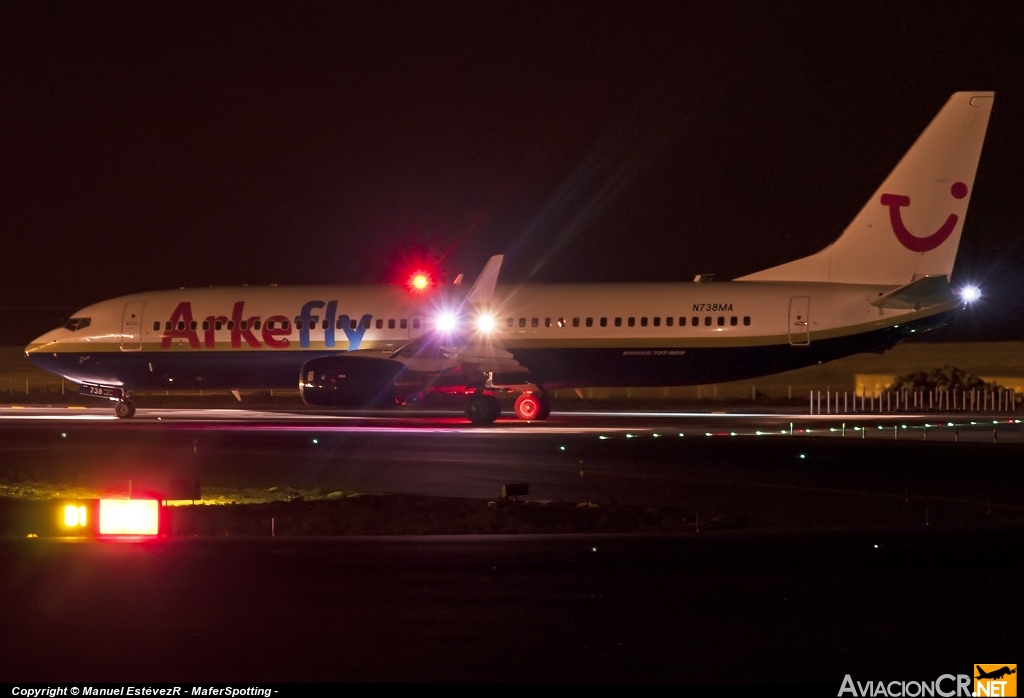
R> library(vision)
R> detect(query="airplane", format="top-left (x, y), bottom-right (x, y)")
top-left (25, 91), bottom-right (994, 424)
top-left (976, 666), bottom-right (1016, 681)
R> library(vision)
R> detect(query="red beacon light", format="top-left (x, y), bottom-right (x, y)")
top-left (407, 270), bottom-right (434, 293)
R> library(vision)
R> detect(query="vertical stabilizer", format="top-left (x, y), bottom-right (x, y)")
top-left (738, 92), bottom-right (994, 285)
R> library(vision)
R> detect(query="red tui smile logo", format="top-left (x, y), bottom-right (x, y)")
top-left (881, 182), bottom-right (968, 252)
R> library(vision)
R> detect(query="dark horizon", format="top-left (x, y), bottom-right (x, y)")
top-left (3, 1), bottom-right (1023, 346)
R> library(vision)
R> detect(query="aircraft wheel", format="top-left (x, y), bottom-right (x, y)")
top-left (115, 401), bottom-right (136, 419)
top-left (514, 393), bottom-right (543, 420)
top-left (466, 394), bottom-right (500, 425)
top-left (536, 393), bottom-right (552, 420)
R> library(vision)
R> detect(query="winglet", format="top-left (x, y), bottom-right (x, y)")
top-left (464, 255), bottom-right (503, 305)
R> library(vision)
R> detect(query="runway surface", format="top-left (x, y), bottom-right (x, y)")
top-left (2, 404), bottom-right (1023, 440)
top-left (2, 405), bottom-right (1021, 682)
top-left (1, 405), bottom-right (1022, 531)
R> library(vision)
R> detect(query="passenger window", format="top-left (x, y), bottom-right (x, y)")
top-left (653, 317), bottom-right (661, 327)
top-left (572, 317), bottom-right (580, 327)
top-left (254, 320), bottom-right (262, 330)
top-left (375, 319), bottom-right (383, 329)
top-left (400, 319), bottom-right (408, 329)
top-left (295, 320), bottom-right (304, 330)
top-left (743, 316), bottom-right (751, 326)
top-left (717, 316), bottom-right (725, 326)
top-left (388, 319), bottom-right (396, 329)
top-left (730, 316), bottom-right (738, 326)
top-left (703, 317), bottom-right (711, 326)
top-left (666, 317), bottom-right (673, 327)
top-left (545, 318), bottom-right (552, 328)
top-left (320, 320), bottom-right (327, 330)
top-left (412, 318), bottom-right (421, 329)
top-left (628, 317), bottom-right (635, 327)
top-left (190, 321), bottom-right (198, 331)
top-left (519, 318), bottom-right (526, 328)
top-left (165, 321), bottom-right (172, 331)
top-left (615, 317), bottom-right (622, 327)
top-left (216, 321), bottom-right (224, 330)
top-left (362, 317), bottom-right (371, 329)
top-left (532, 318), bottom-right (539, 328)
top-left (557, 318), bottom-right (567, 327)
top-left (640, 317), bottom-right (648, 327)
top-left (241, 321), bottom-right (248, 330)
top-left (600, 317), bottom-right (607, 327)
top-left (282, 320), bottom-right (290, 331)
top-left (177, 321), bottom-right (185, 331)
top-left (153, 322), bottom-right (160, 331)
top-left (227, 321), bottom-right (234, 330)
top-left (585, 317), bottom-right (593, 327)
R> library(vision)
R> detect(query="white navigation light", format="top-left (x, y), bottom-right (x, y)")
top-left (960, 285), bottom-right (981, 302)
top-left (475, 313), bottom-right (497, 334)
top-left (435, 313), bottom-right (458, 333)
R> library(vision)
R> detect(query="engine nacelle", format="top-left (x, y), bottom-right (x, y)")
top-left (299, 356), bottom-right (406, 408)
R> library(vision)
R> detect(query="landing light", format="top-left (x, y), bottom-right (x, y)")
top-left (435, 313), bottom-right (458, 333)
top-left (960, 285), bottom-right (981, 303)
top-left (475, 313), bottom-right (497, 333)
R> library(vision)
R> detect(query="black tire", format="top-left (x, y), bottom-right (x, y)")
top-left (537, 394), bottom-right (552, 420)
top-left (466, 394), bottom-right (500, 425)
top-left (115, 401), bottom-right (136, 419)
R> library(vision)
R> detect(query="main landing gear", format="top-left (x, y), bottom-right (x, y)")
top-left (465, 393), bottom-right (501, 425)
top-left (463, 391), bottom-right (551, 425)
top-left (514, 392), bottom-right (551, 421)
top-left (114, 396), bottom-right (136, 419)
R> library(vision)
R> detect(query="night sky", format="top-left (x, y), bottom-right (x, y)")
top-left (3, 1), bottom-right (1023, 346)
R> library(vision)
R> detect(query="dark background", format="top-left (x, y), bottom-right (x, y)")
top-left (3, 1), bottom-right (1023, 346)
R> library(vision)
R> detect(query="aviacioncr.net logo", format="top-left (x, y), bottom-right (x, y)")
top-left (839, 673), bottom-right (973, 697)
top-left (975, 664), bottom-right (1017, 697)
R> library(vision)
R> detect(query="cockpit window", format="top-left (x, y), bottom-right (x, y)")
top-left (64, 317), bottom-right (91, 332)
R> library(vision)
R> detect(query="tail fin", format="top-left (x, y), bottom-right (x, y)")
top-left (738, 92), bottom-right (994, 285)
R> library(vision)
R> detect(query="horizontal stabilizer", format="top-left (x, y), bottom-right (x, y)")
top-left (869, 275), bottom-right (956, 310)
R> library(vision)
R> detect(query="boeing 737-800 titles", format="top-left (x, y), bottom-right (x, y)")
top-left (26, 92), bottom-right (994, 423)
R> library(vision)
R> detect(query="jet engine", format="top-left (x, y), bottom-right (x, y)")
top-left (299, 355), bottom-right (406, 407)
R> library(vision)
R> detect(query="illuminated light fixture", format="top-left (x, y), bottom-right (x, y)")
top-left (64, 504), bottom-right (87, 527)
top-left (435, 313), bottom-right (458, 333)
top-left (99, 499), bottom-right (159, 536)
top-left (959, 285), bottom-right (981, 302)
top-left (475, 313), bottom-right (497, 333)
top-left (408, 271), bottom-right (432, 292)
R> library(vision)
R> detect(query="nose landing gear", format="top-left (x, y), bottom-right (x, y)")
top-left (114, 395), bottom-right (136, 419)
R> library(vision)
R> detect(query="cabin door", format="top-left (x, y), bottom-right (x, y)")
top-left (121, 302), bottom-right (146, 351)
top-left (788, 296), bottom-right (810, 346)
